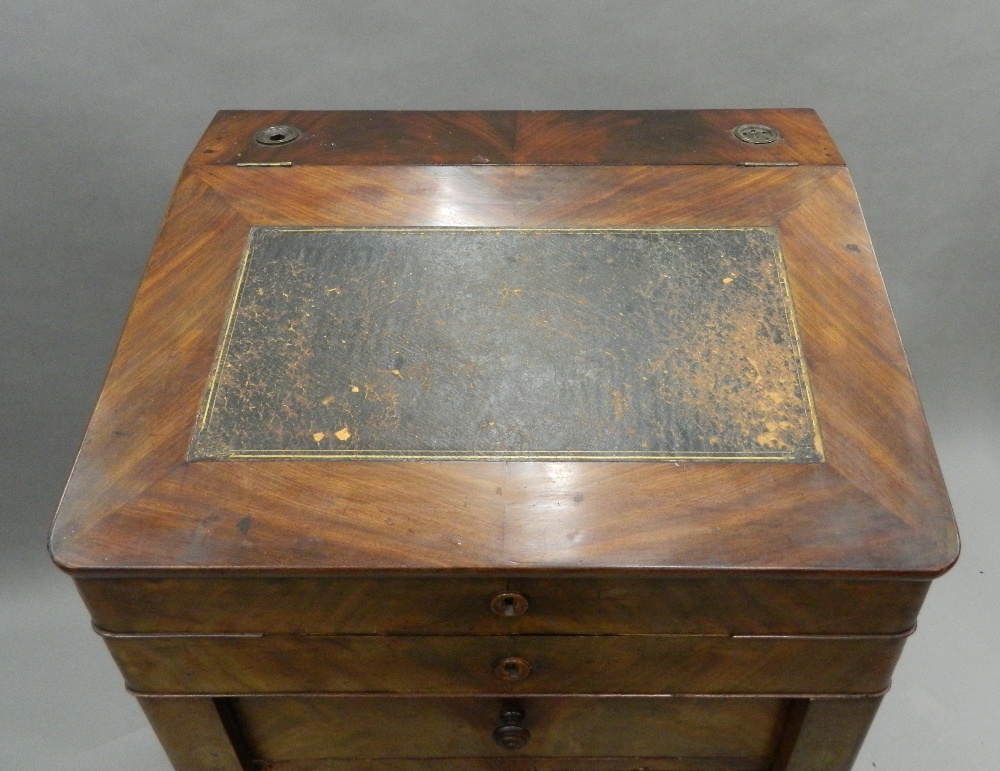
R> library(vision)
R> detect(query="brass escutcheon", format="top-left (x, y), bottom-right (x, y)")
top-left (494, 656), bottom-right (532, 682)
top-left (490, 592), bottom-right (529, 617)
top-left (733, 123), bottom-right (780, 144)
top-left (253, 125), bottom-right (301, 145)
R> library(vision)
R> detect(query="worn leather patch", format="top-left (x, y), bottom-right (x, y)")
top-left (190, 227), bottom-right (821, 461)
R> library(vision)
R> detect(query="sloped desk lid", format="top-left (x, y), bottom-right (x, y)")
top-left (50, 110), bottom-right (958, 576)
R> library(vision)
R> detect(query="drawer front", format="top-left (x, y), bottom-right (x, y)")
top-left (249, 761), bottom-right (769, 771)
top-left (104, 632), bottom-right (906, 696)
top-left (78, 575), bottom-right (929, 635)
top-left (228, 695), bottom-right (789, 766)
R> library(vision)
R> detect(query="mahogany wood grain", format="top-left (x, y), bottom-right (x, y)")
top-left (103, 632), bottom-right (906, 696)
top-left (50, 110), bottom-right (959, 771)
top-left (773, 697), bottom-right (883, 771)
top-left (76, 575), bottom-right (929, 635)
top-left (49, 158), bottom-right (957, 575)
top-left (230, 695), bottom-right (788, 761)
top-left (192, 164), bottom-right (837, 230)
top-left (253, 760), bottom-right (768, 771)
top-left (137, 697), bottom-right (244, 771)
top-left (134, 694), bottom-right (876, 771)
top-left (192, 109), bottom-right (843, 167)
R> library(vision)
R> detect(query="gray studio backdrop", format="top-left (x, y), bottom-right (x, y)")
top-left (2, 2), bottom-right (997, 768)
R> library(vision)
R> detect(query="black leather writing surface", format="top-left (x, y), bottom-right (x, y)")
top-left (190, 227), bottom-right (821, 461)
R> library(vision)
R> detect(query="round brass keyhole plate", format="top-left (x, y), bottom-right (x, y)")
top-left (494, 656), bottom-right (532, 681)
top-left (254, 125), bottom-right (301, 145)
top-left (490, 592), bottom-right (529, 617)
top-left (733, 123), bottom-right (780, 144)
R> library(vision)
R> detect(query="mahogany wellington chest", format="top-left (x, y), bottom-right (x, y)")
top-left (51, 110), bottom-right (959, 771)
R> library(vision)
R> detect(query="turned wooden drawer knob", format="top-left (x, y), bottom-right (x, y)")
top-left (490, 592), bottom-right (529, 617)
top-left (492, 709), bottom-right (530, 750)
top-left (494, 656), bottom-right (532, 681)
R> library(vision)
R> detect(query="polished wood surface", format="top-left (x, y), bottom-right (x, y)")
top-left (194, 109), bottom-right (843, 167)
top-left (104, 631), bottom-right (906, 696)
top-left (50, 112), bottom-right (957, 576)
top-left (773, 697), bottom-right (883, 771)
top-left (51, 110), bottom-right (958, 771)
top-left (76, 575), bottom-right (928, 635)
top-left (136, 693), bottom-right (876, 771)
top-left (252, 759), bottom-right (769, 771)
top-left (231, 695), bottom-right (787, 761)
top-left (137, 697), bottom-right (244, 771)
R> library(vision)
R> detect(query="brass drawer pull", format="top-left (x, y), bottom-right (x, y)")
top-left (494, 656), bottom-right (532, 682)
top-left (492, 709), bottom-right (530, 750)
top-left (490, 592), bottom-right (529, 617)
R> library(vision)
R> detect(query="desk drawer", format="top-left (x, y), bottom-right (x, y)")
top-left (79, 575), bottom-right (928, 636)
top-left (228, 695), bottom-right (788, 767)
top-left (105, 631), bottom-right (906, 696)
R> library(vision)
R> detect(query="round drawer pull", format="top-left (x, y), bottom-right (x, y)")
top-left (490, 592), bottom-right (529, 617)
top-left (492, 709), bottom-right (530, 750)
top-left (494, 656), bottom-right (532, 682)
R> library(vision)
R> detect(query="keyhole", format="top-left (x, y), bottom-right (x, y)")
top-left (490, 592), bottom-right (528, 617)
top-left (254, 124), bottom-right (301, 145)
top-left (494, 656), bottom-right (531, 681)
top-left (733, 123), bottom-right (780, 145)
